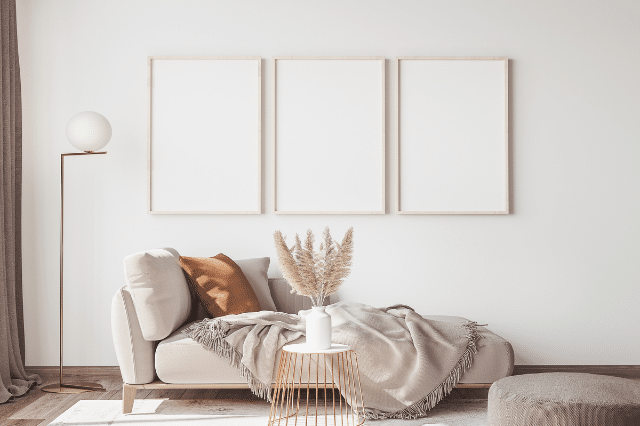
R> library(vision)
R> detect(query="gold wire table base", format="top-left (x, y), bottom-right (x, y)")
top-left (268, 344), bottom-right (365, 426)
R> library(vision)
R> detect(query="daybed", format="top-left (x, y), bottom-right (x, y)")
top-left (111, 248), bottom-right (514, 414)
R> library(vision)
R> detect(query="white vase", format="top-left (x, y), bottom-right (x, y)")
top-left (305, 306), bottom-right (332, 350)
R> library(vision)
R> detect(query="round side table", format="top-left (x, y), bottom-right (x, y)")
top-left (268, 343), bottom-right (365, 426)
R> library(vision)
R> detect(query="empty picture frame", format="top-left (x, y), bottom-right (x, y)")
top-left (273, 57), bottom-right (385, 214)
top-left (148, 56), bottom-right (261, 214)
top-left (396, 57), bottom-right (509, 214)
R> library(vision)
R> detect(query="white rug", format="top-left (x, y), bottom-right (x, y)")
top-left (48, 398), bottom-right (487, 426)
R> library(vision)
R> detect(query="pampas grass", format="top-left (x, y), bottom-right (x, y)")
top-left (274, 227), bottom-right (354, 306)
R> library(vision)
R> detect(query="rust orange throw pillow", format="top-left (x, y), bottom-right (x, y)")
top-left (179, 254), bottom-right (261, 318)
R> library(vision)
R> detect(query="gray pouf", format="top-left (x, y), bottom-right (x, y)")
top-left (488, 373), bottom-right (640, 426)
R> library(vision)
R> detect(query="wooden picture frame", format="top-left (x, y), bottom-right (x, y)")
top-left (148, 56), bottom-right (262, 214)
top-left (273, 57), bottom-right (385, 214)
top-left (396, 57), bottom-right (509, 214)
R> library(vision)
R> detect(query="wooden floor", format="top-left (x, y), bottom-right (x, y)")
top-left (6, 365), bottom-right (637, 425)
top-left (0, 371), bottom-right (488, 425)
top-left (0, 373), bottom-right (268, 426)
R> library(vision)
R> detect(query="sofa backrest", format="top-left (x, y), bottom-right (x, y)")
top-left (269, 278), bottom-right (334, 314)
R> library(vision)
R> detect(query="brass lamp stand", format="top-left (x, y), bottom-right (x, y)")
top-left (42, 151), bottom-right (107, 394)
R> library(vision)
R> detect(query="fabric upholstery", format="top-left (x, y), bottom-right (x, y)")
top-left (268, 277), bottom-right (332, 314)
top-left (156, 322), bottom-right (309, 384)
top-left (179, 254), bottom-right (261, 318)
top-left (111, 287), bottom-right (155, 384)
top-left (183, 302), bottom-right (483, 419)
top-left (0, 0), bottom-right (42, 403)
top-left (233, 257), bottom-right (275, 311)
top-left (422, 315), bottom-right (514, 384)
top-left (112, 270), bottom-right (514, 388)
top-left (123, 248), bottom-right (191, 341)
top-left (156, 322), bottom-right (258, 384)
top-left (488, 373), bottom-right (640, 426)
top-left (155, 312), bottom-right (512, 386)
top-left (189, 257), bottom-right (276, 321)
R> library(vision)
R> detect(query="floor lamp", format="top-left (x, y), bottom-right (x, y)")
top-left (42, 112), bottom-right (112, 394)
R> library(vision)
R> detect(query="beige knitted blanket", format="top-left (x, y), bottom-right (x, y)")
top-left (184, 302), bottom-right (479, 419)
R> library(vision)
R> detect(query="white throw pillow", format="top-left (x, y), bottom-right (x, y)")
top-left (123, 248), bottom-right (191, 341)
top-left (234, 257), bottom-right (276, 311)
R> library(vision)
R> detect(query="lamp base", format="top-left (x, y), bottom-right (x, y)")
top-left (41, 381), bottom-right (106, 394)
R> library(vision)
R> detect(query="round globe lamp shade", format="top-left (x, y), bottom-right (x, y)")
top-left (66, 111), bottom-right (112, 152)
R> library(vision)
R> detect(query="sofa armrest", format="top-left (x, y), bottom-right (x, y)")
top-left (111, 287), bottom-right (155, 384)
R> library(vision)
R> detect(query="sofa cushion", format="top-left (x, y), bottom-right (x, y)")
top-left (155, 315), bottom-right (513, 385)
top-left (234, 257), bottom-right (276, 311)
top-left (190, 257), bottom-right (277, 320)
top-left (179, 254), bottom-right (262, 318)
top-left (156, 322), bottom-right (250, 384)
top-left (155, 322), bottom-right (300, 384)
top-left (123, 248), bottom-right (191, 341)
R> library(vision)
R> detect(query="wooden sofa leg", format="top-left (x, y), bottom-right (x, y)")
top-left (122, 384), bottom-right (137, 414)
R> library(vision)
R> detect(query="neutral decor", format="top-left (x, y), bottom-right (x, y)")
top-left (185, 302), bottom-right (483, 419)
top-left (121, 248), bottom-right (192, 341)
top-left (268, 343), bottom-right (365, 426)
top-left (304, 306), bottom-right (332, 350)
top-left (396, 57), bottom-right (509, 214)
top-left (0, 0), bottom-right (42, 404)
top-left (273, 227), bottom-right (353, 306)
top-left (148, 56), bottom-right (261, 214)
top-left (41, 111), bottom-right (111, 394)
top-left (488, 373), bottom-right (640, 426)
top-left (112, 247), bottom-right (514, 415)
top-left (179, 254), bottom-right (262, 318)
top-left (273, 57), bottom-right (385, 214)
top-left (274, 227), bottom-right (354, 349)
top-left (66, 111), bottom-right (112, 152)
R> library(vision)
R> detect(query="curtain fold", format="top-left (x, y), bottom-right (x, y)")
top-left (0, 0), bottom-right (42, 404)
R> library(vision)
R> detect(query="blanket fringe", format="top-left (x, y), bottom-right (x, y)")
top-left (184, 316), bottom-right (483, 420)
top-left (182, 320), bottom-right (273, 401)
top-left (365, 320), bottom-right (482, 420)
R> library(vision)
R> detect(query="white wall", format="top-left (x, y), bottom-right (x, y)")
top-left (17, 0), bottom-right (640, 366)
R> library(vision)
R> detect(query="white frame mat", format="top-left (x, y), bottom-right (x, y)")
top-left (396, 57), bottom-right (509, 214)
top-left (273, 57), bottom-right (385, 214)
top-left (148, 56), bottom-right (262, 214)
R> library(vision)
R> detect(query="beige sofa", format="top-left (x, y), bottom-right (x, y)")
top-left (111, 248), bottom-right (514, 413)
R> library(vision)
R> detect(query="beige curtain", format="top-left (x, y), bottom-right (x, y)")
top-left (1, 0), bottom-right (41, 403)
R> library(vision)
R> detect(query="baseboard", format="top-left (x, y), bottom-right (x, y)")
top-left (513, 365), bottom-right (640, 380)
top-left (25, 366), bottom-right (122, 378)
top-left (26, 365), bottom-right (640, 381)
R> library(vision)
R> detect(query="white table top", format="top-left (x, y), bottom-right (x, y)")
top-left (283, 343), bottom-right (351, 354)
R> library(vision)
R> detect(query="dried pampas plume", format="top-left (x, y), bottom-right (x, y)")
top-left (273, 227), bottom-right (354, 306)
